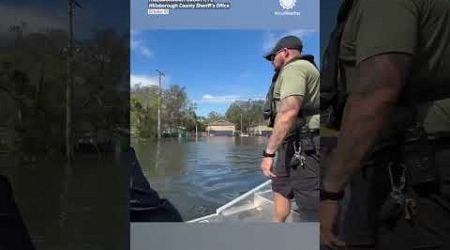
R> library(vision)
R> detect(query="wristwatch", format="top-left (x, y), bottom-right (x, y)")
top-left (320, 188), bottom-right (345, 201)
top-left (262, 150), bottom-right (276, 158)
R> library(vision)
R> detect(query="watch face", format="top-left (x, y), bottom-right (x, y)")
top-left (263, 150), bottom-right (275, 157)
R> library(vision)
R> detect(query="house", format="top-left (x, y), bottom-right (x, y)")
top-left (162, 126), bottom-right (186, 138)
top-left (248, 124), bottom-right (272, 136)
top-left (206, 120), bottom-right (235, 136)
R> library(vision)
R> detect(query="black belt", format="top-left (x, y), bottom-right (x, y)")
top-left (428, 135), bottom-right (450, 146)
top-left (299, 127), bottom-right (319, 135)
top-left (285, 129), bottom-right (319, 142)
top-left (308, 128), bottom-right (320, 134)
top-left (300, 109), bottom-right (319, 117)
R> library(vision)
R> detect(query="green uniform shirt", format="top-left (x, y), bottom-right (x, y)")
top-left (340, 0), bottom-right (450, 134)
top-left (273, 59), bottom-right (320, 130)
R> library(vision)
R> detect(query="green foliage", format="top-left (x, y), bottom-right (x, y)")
top-left (195, 116), bottom-right (208, 132)
top-left (0, 23), bottom-right (129, 154)
top-left (130, 84), bottom-right (199, 138)
top-left (225, 100), bottom-right (265, 132)
top-left (206, 111), bottom-right (224, 123)
top-left (130, 86), bottom-right (158, 138)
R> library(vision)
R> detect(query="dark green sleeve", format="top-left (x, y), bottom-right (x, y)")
top-left (356, 0), bottom-right (420, 64)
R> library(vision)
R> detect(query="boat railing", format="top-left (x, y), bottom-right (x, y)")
top-left (216, 180), bottom-right (271, 215)
top-left (187, 179), bottom-right (271, 223)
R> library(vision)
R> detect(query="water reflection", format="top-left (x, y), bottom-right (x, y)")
top-left (133, 136), bottom-right (269, 220)
top-left (1, 154), bottom-right (128, 249)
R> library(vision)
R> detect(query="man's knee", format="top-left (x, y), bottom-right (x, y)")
top-left (273, 192), bottom-right (291, 222)
top-left (273, 208), bottom-right (290, 222)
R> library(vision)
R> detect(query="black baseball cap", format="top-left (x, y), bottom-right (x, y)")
top-left (264, 35), bottom-right (303, 61)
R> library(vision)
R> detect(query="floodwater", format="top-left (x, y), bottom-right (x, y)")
top-left (0, 153), bottom-right (128, 250)
top-left (132, 136), bottom-right (268, 221)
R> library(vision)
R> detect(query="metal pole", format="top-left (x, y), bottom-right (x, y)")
top-left (195, 121), bottom-right (198, 140)
top-left (156, 70), bottom-right (164, 139)
top-left (66, 0), bottom-right (74, 160)
top-left (158, 74), bottom-right (161, 139)
top-left (240, 113), bottom-right (243, 135)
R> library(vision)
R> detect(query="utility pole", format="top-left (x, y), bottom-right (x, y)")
top-left (65, 0), bottom-right (82, 160)
top-left (195, 114), bottom-right (198, 141)
top-left (240, 113), bottom-right (243, 135)
top-left (195, 122), bottom-right (198, 140)
top-left (156, 70), bottom-right (165, 139)
top-left (66, 0), bottom-right (73, 160)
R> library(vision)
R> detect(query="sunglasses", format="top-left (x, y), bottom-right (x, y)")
top-left (270, 48), bottom-right (287, 61)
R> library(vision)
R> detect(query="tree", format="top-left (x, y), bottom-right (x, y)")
top-left (196, 116), bottom-right (207, 132)
top-left (225, 100), bottom-right (265, 132)
top-left (130, 84), bottom-right (199, 138)
top-left (206, 111), bottom-right (224, 123)
top-left (162, 85), bottom-right (189, 131)
top-left (1, 25), bottom-right (130, 154)
top-left (130, 86), bottom-right (159, 138)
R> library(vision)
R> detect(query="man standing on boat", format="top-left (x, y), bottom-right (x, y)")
top-left (261, 35), bottom-right (320, 222)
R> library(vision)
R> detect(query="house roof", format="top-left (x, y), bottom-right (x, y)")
top-left (249, 123), bottom-right (270, 127)
top-left (249, 124), bottom-right (272, 130)
top-left (208, 120), bottom-right (235, 126)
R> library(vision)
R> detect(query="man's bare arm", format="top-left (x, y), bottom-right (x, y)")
top-left (324, 54), bottom-right (412, 192)
top-left (265, 96), bottom-right (303, 154)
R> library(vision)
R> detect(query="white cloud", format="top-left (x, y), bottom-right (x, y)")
top-left (130, 39), bottom-right (139, 48)
top-left (285, 29), bottom-right (316, 40)
top-left (250, 95), bottom-right (265, 101)
top-left (131, 29), bottom-right (141, 37)
top-left (199, 94), bottom-right (239, 104)
top-left (130, 74), bottom-right (159, 87)
top-left (131, 38), bottom-right (153, 58)
top-left (238, 71), bottom-right (251, 78)
top-left (139, 47), bottom-right (153, 58)
top-left (0, 4), bottom-right (65, 35)
top-left (198, 94), bottom-right (265, 104)
top-left (202, 94), bottom-right (214, 99)
top-left (262, 29), bottom-right (316, 53)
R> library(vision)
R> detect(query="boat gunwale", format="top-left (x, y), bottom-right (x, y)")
top-left (187, 180), bottom-right (272, 223)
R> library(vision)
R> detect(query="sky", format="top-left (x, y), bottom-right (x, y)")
top-left (2, 1), bottom-right (326, 118)
top-left (0, 0), bottom-right (129, 38)
top-left (131, 29), bottom-right (320, 117)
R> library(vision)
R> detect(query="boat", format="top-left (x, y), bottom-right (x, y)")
top-left (187, 180), bottom-right (301, 223)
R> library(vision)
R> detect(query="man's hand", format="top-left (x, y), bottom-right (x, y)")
top-left (260, 157), bottom-right (276, 178)
top-left (320, 200), bottom-right (345, 249)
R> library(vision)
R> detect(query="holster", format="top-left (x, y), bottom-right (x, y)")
top-left (380, 123), bottom-right (438, 225)
top-left (284, 127), bottom-right (319, 169)
top-left (401, 123), bottom-right (438, 187)
top-left (299, 127), bottom-right (318, 156)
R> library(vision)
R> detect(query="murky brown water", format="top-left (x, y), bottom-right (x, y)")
top-left (132, 136), bottom-right (268, 221)
top-left (1, 153), bottom-right (128, 250)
